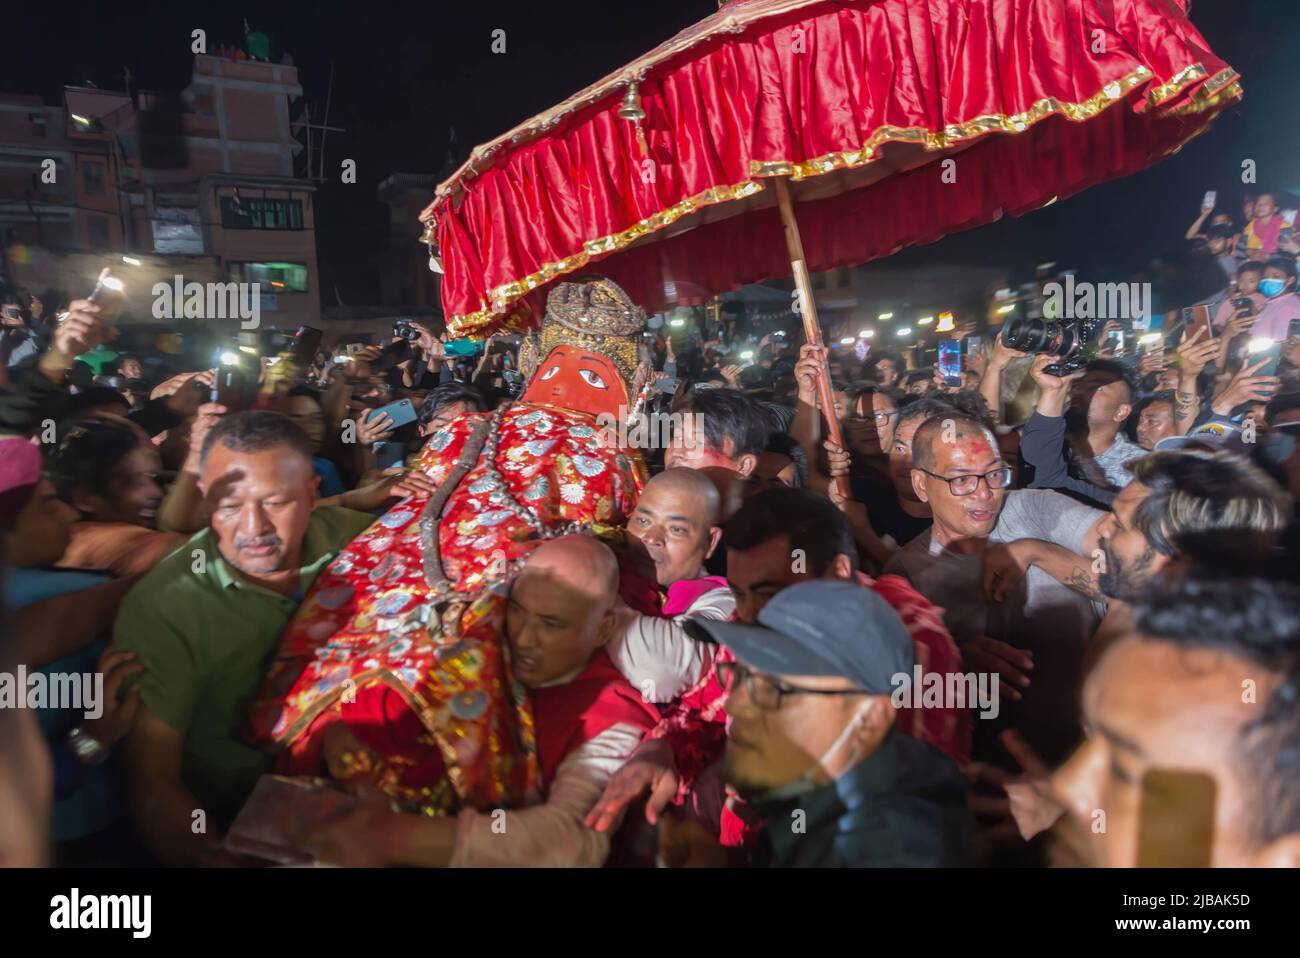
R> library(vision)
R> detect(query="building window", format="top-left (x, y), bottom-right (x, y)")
top-left (228, 261), bottom-right (308, 293)
top-left (86, 215), bottom-right (110, 249)
top-left (219, 196), bottom-right (304, 230)
top-left (83, 161), bottom-right (105, 195)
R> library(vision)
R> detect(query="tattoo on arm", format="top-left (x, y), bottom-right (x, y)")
top-left (1066, 566), bottom-right (1105, 601)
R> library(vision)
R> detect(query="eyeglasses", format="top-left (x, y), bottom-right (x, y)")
top-left (915, 466), bottom-right (1013, 497)
top-left (716, 660), bottom-right (863, 712)
top-left (845, 410), bottom-right (898, 426)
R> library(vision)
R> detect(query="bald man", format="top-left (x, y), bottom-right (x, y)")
top-left (306, 535), bottom-right (659, 867)
top-left (611, 469), bottom-right (734, 702)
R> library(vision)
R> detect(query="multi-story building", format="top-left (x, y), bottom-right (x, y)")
top-left (0, 51), bottom-right (320, 332)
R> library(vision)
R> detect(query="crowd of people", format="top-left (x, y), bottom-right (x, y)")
top-left (0, 187), bottom-right (1297, 871)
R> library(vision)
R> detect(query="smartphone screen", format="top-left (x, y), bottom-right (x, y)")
top-left (964, 335), bottom-right (984, 356)
top-left (654, 377), bottom-right (680, 395)
top-left (1289, 319), bottom-right (1300, 341)
top-left (289, 325), bottom-right (323, 365)
top-left (937, 340), bottom-right (962, 387)
top-left (1255, 345), bottom-right (1282, 378)
top-left (211, 364), bottom-right (248, 413)
top-left (1203, 190), bottom-right (1216, 211)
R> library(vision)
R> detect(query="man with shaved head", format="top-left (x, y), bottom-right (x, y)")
top-left (506, 534), bottom-right (622, 687)
top-left (306, 534), bottom-right (659, 867)
top-left (609, 468), bottom-right (734, 703)
top-left (883, 414), bottom-right (1108, 766)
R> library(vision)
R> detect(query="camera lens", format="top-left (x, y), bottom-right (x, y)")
top-left (1002, 317), bottom-right (1049, 352)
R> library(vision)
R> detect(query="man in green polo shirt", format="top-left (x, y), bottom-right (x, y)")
top-left (113, 410), bottom-right (374, 865)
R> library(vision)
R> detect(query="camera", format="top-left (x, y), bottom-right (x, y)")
top-left (393, 319), bottom-right (421, 342)
top-left (1000, 316), bottom-right (1100, 376)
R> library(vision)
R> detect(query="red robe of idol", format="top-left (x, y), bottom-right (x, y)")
top-left (248, 349), bottom-right (649, 812)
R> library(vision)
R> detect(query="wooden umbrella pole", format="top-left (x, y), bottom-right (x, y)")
top-left (773, 176), bottom-right (848, 494)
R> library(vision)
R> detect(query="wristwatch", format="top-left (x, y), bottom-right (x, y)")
top-left (67, 725), bottom-right (109, 766)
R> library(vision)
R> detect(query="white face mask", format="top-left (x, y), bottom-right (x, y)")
top-left (747, 699), bottom-right (872, 804)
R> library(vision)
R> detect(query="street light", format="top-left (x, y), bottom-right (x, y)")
top-left (839, 336), bottom-right (855, 345)
top-left (896, 327), bottom-right (913, 338)
top-left (878, 312), bottom-right (894, 320)
top-left (858, 329), bottom-right (874, 338)
top-left (917, 315), bottom-right (934, 325)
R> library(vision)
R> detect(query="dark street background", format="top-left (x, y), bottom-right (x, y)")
top-left (4, 0), bottom-right (1297, 306)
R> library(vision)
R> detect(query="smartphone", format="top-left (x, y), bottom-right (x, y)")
top-left (1181, 306), bottom-right (1213, 341)
top-left (1202, 190), bottom-right (1216, 212)
top-left (1136, 332), bottom-right (1164, 356)
top-left (372, 440), bottom-right (407, 471)
top-left (1288, 318), bottom-right (1300, 341)
top-left (365, 397), bottom-right (418, 430)
top-left (86, 270), bottom-right (126, 322)
top-left (1136, 768), bottom-right (1216, 867)
top-left (1232, 297), bottom-right (1255, 318)
top-left (443, 338), bottom-right (483, 358)
top-left (289, 325), bottom-right (323, 366)
top-left (367, 338), bottom-right (413, 375)
top-left (654, 377), bottom-right (681, 395)
top-left (1106, 328), bottom-right (1125, 352)
top-left (1253, 344), bottom-right (1282, 377)
top-left (937, 340), bottom-right (962, 387)
top-left (211, 360), bottom-right (248, 413)
top-left (964, 335), bottom-right (985, 357)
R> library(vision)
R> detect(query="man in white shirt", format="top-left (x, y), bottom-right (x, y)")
top-left (882, 414), bottom-right (1106, 764)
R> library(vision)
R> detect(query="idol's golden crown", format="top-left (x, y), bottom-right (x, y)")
top-left (538, 276), bottom-right (647, 385)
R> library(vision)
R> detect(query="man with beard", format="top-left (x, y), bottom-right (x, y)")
top-left (111, 412), bottom-right (400, 864)
top-left (985, 448), bottom-right (1291, 648)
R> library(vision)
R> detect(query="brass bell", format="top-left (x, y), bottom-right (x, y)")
top-left (618, 82), bottom-right (646, 123)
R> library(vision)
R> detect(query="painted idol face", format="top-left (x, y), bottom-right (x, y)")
top-left (520, 345), bottom-right (629, 421)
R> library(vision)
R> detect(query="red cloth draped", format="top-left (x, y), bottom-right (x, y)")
top-left (531, 650), bottom-right (660, 789)
top-left (426, 0), bottom-right (1240, 336)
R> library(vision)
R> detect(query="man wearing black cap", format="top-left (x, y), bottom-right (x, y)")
top-left (686, 580), bottom-right (974, 867)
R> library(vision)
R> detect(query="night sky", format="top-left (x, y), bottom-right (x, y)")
top-left (4, 0), bottom-right (1298, 307)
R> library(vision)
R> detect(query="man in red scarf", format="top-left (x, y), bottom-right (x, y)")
top-left (303, 535), bottom-right (657, 866)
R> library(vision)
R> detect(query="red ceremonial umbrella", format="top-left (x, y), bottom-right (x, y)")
top-left (421, 0), bottom-right (1241, 447)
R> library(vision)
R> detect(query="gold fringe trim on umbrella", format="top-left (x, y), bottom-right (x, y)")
top-left (442, 63), bottom-right (1240, 336)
